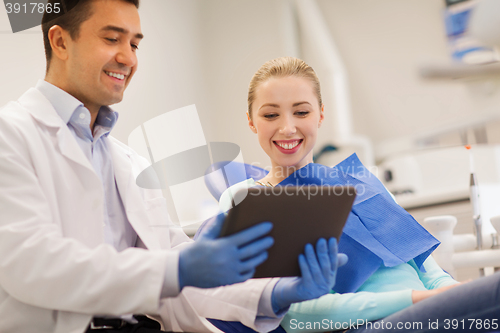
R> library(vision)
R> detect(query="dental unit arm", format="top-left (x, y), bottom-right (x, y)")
top-left (424, 215), bottom-right (500, 279)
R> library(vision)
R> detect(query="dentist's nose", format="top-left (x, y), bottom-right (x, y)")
top-left (279, 116), bottom-right (297, 136)
top-left (116, 45), bottom-right (137, 69)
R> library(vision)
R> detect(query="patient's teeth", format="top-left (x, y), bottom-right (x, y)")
top-left (276, 141), bottom-right (300, 150)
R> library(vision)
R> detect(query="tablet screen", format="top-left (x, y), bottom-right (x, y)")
top-left (220, 186), bottom-right (356, 278)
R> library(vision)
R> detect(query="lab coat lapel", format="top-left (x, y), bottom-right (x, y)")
top-left (109, 142), bottom-right (162, 250)
top-left (18, 88), bottom-right (104, 247)
top-left (18, 88), bottom-right (95, 174)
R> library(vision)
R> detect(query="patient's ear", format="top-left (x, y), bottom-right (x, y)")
top-left (318, 104), bottom-right (325, 128)
top-left (247, 112), bottom-right (257, 133)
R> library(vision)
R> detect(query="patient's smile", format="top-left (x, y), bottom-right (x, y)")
top-left (274, 139), bottom-right (303, 152)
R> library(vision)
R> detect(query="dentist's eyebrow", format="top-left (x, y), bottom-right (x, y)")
top-left (100, 25), bottom-right (144, 40)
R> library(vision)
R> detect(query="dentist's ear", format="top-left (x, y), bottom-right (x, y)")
top-left (48, 25), bottom-right (70, 62)
top-left (318, 104), bottom-right (325, 128)
top-left (247, 112), bottom-right (257, 133)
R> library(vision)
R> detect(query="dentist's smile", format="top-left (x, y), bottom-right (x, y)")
top-left (104, 70), bottom-right (127, 82)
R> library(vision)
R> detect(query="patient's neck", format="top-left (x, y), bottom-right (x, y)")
top-left (260, 162), bottom-right (311, 186)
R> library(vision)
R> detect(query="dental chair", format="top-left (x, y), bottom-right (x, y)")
top-left (194, 161), bottom-right (268, 239)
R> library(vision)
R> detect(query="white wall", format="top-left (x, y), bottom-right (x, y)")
top-left (4, 1), bottom-right (500, 162)
top-left (316, 0), bottom-right (500, 160)
top-left (0, 1), bottom-right (216, 224)
top-left (198, 0), bottom-right (295, 169)
top-left (0, 1), bottom-right (208, 143)
top-left (115, 0), bottom-right (208, 144)
top-left (0, 11), bottom-right (45, 105)
top-left (192, 0), bottom-right (500, 168)
top-left (3, 0), bottom-right (500, 221)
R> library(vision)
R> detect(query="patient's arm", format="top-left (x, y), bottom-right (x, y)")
top-left (281, 289), bottom-right (414, 332)
top-left (411, 283), bottom-right (461, 304)
top-left (412, 255), bottom-right (458, 289)
top-left (281, 258), bottom-right (460, 332)
top-left (411, 255), bottom-right (462, 304)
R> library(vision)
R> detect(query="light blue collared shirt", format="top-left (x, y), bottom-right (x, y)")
top-left (36, 80), bottom-right (137, 251)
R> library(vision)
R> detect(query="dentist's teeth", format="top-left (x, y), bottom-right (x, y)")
top-left (105, 71), bottom-right (125, 80)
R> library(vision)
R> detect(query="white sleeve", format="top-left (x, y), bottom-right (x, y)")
top-left (180, 278), bottom-right (284, 332)
top-left (0, 117), bottom-right (170, 315)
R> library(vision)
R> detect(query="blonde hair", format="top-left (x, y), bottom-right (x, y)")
top-left (247, 57), bottom-right (322, 118)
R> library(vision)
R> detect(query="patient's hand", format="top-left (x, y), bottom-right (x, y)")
top-left (412, 282), bottom-right (464, 304)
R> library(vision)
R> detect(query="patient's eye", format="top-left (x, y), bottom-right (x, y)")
top-left (264, 114), bottom-right (278, 119)
top-left (295, 111), bottom-right (310, 117)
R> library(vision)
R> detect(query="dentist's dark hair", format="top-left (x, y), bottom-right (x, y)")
top-left (41, 0), bottom-right (140, 72)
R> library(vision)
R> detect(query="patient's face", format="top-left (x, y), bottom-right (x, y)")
top-left (249, 76), bottom-right (324, 171)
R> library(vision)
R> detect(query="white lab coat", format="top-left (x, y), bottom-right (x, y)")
top-left (0, 87), bottom-right (281, 333)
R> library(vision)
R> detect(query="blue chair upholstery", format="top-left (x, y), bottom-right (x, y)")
top-left (194, 161), bottom-right (268, 240)
top-left (204, 161), bottom-right (268, 202)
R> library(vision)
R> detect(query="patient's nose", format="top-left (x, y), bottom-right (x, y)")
top-left (279, 117), bottom-right (297, 136)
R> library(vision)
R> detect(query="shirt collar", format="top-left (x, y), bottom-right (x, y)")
top-left (35, 79), bottom-right (119, 133)
top-left (36, 79), bottom-right (83, 124)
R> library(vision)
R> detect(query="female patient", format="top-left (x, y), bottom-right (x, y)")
top-left (219, 57), bottom-right (500, 332)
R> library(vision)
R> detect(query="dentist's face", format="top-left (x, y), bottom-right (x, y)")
top-left (62, 0), bottom-right (142, 110)
top-left (249, 76), bottom-right (324, 171)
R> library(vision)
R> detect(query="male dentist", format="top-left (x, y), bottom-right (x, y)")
top-left (0, 0), bottom-right (343, 332)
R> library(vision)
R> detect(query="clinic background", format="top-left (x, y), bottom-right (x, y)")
top-left (3, 0), bottom-right (500, 280)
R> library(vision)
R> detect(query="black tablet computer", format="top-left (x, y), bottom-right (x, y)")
top-left (220, 185), bottom-right (356, 278)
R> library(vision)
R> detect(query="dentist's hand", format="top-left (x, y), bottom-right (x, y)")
top-left (178, 213), bottom-right (274, 289)
top-left (271, 238), bottom-right (348, 313)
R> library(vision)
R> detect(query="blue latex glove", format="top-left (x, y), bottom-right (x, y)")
top-left (178, 213), bottom-right (274, 289)
top-left (271, 238), bottom-right (348, 313)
